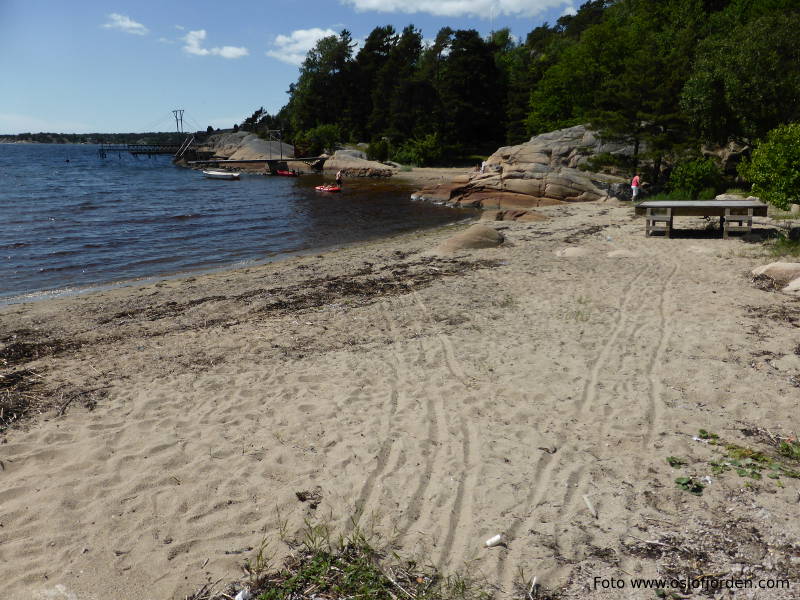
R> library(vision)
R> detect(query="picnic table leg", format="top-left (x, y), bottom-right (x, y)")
top-left (722, 209), bottom-right (729, 239)
top-left (665, 208), bottom-right (672, 238)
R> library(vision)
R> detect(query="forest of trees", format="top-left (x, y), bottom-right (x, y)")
top-left (240, 0), bottom-right (800, 185)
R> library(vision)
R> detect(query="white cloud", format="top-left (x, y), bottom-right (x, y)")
top-left (340, 0), bottom-right (570, 17)
top-left (215, 46), bottom-right (249, 59)
top-left (102, 13), bottom-right (149, 36)
top-left (182, 30), bottom-right (249, 59)
top-left (561, 4), bottom-right (577, 15)
top-left (266, 28), bottom-right (338, 66)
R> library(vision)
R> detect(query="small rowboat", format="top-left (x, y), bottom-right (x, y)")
top-left (275, 170), bottom-right (299, 177)
top-left (203, 169), bottom-right (240, 180)
top-left (315, 185), bottom-right (341, 193)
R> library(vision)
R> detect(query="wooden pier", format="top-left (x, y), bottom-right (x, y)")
top-left (98, 134), bottom-right (201, 160)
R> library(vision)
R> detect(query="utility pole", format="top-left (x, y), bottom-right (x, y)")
top-left (172, 109), bottom-right (185, 133)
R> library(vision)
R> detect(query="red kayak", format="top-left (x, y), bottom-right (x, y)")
top-left (315, 185), bottom-right (341, 193)
top-left (275, 170), bottom-right (299, 177)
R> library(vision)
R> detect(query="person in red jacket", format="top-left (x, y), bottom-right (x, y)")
top-left (631, 173), bottom-right (641, 200)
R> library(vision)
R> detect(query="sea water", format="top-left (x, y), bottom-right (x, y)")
top-left (0, 144), bottom-right (471, 302)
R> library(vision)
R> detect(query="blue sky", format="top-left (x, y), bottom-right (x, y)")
top-left (1, 1), bottom-right (576, 134)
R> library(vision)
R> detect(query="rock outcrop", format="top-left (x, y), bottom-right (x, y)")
top-left (413, 125), bottom-right (631, 210)
top-left (452, 126), bottom-right (630, 208)
top-left (324, 151), bottom-right (394, 178)
top-left (198, 132), bottom-right (294, 160)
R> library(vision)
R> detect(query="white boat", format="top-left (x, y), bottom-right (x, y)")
top-left (203, 169), bottom-right (240, 180)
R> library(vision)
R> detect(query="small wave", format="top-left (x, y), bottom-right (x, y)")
top-left (37, 262), bottom-right (98, 274)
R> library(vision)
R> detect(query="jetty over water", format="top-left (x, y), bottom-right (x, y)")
top-left (98, 143), bottom-right (183, 157)
top-left (98, 134), bottom-right (202, 160)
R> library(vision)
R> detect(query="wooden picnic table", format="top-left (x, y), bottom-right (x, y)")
top-left (634, 200), bottom-right (768, 238)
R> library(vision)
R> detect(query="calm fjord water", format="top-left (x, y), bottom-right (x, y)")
top-left (0, 144), bottom-right (471, 302)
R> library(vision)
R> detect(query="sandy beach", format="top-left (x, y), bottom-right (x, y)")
top-left (2, 195), bottom-right (800, 599)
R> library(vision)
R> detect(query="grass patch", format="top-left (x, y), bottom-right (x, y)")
top-left (769, 234), bottom-right (800, 257)
top-left (190, 521), bottom-right (555, 600)
top-left (705, 440), bottom-right (800, 483)
top-left (779, 439), bottom-right (800, 461)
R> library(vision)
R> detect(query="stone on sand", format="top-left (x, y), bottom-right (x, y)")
top-left (751, 262), bottom-right (800, 287)
top-left (782, 277), bottom-right (800, 297)
top-left (434, 225), bottom-right (504, 254)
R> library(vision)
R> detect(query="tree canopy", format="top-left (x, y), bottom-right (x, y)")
top-left (241, 0), bottom-right (798, 172)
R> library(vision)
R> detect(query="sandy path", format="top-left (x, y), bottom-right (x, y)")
top-left (2, 202), bottom-right (800, 599)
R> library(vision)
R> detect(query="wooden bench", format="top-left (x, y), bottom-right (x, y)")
top-left (634, 200), bottom-right (768, 238)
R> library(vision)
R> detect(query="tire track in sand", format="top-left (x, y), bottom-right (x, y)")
top-left (576, 263), bottom-right (651, 415)
top-left (494, 262), bottom-right (656, 593)
top-left (350, 301), bottom-right (406, 521)
top-left (400, 290), bottom-right (477, 571)
top-left (642, 262), bottom-right (678, 447)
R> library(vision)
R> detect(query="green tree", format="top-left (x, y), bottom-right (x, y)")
top-left (682, 12), bottom-right (800, 144)
top-left (739, 123), bottom-right (800, 210)
top-left (438, 29), bottom-right (504, 151)
top-left (288, 30), bottom-right (356, 134)
top-left (668, 157), bottom-right (723, 198)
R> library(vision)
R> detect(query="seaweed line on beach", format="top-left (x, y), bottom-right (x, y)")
top-left (97, 257), bottom-right (502, 327)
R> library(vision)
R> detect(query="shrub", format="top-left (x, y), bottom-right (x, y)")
top-left (293, 124), bottom-right (341, 156)
top-left (668, 157), bottom-right (723, 199)
top-left (391, 133), bottom-right (443, 167)
top-left (366, 138), bottom-right (389, 162)
top-left (739, 122), bottom-right (800, 211)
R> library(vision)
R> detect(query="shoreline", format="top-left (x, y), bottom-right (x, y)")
top-left (3, 201), bottom-right (800, 599)
top-left (1, 167), bottom-right (475, 306)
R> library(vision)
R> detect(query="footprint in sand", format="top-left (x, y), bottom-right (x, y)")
top-left (606, 249), bottom-right (639, 258)
top-left (554, 247), bottom-right (591, 257)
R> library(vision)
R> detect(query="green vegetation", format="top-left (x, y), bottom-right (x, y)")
top-left (709, 443), bottom-right (800, 481)
top-left (234, 0), bottom-right (800, 176)
top-left (739, 123), bottom-right (800, 210)
top-left (769, 234), bottom-right (800, 258)
top-left (697, 429), bottom-right (719, 442)
top-left (666, 456), bottom-right (687, 468)
top-left (233, 522), bottom-right (496, 600)
top-left (675, 476), bottom-right (704, 495)
top-left (668, 157), bottom-right (723, 199)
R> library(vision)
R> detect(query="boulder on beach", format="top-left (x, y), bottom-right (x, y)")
top-left (434, 225), bottom-right (504, 254)
top-left (751, 262), bottom-right (800, 288)
top-left (324, 151), bottom-right (394, 177)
